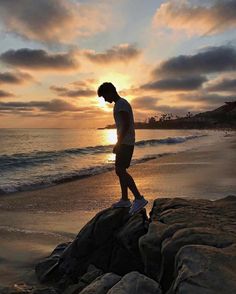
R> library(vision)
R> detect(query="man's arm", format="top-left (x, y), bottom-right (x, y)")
top-left (113, 111), bottom-right (130, 153)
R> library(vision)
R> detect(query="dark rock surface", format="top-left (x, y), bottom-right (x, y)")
top-left (107, 271), bottom-right (162, 294)
top-left (79, 272), bottom-right (121, 294)
top-left (35, 207), bottom-right (148, 291)
top-left (142, 195), bottom-right (236, 293)
top-left (34, 195), bottom-right (236, 294)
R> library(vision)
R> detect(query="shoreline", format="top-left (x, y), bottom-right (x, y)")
top-left (0, 133), bottom-right (236, 209)
top-left (0, 130), bottom-right (234, 198)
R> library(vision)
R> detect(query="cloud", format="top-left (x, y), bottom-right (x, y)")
top-left (0, 0), bottom-right (111, 43)
top-left (178, 92), bottom-right (236, 105)
top-left (0, 99), bottom-right (84, 112)
top-left (0, 89), bottom-right (14, 98)
top-left (84, 44), bottom-right (141, 64)
top-left (206, 78), bottom-right (236, 92)
top-left (0, 71), bottom-right (33, 84)
top-left (141, 76), bottom-right (207, 91)
top-left (131, 96), bottom-right (160, 111)
top-left (50, 80), bottom-right (96, 98)
top-left (153, 0), bottom-right (236, 36)
top-left (153, 46), bottom-right (236, 77)
top-left (0, 48), bottom-right (78, 70)
top-left (131, 95), bottom-right (199, 115)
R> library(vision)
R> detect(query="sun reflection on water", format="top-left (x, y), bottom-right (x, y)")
top-left (104, 129), bottom-right (117, 145)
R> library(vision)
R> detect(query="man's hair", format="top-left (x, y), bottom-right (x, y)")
top-left (97, 82), bottom-right (116, 97)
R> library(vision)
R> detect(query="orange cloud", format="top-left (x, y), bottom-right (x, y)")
top-left (0, 89), bottom-right (15, 98)
top-left (84, 44), bottom-right (141, 64)
top-left (153, 0), bottom-right (236, 36)
top-left (0, 71), bottom-right (33, 85)
top-left (50, 78), bottom-right (96, 98)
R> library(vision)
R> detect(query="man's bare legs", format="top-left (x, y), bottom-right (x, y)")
top-left (115, 166), bottom-right (142, 200)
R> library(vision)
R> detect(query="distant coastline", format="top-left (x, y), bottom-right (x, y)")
top-left (99, 101), bottom-right (236, 130)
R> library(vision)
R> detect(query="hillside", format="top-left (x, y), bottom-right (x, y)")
top-left (101, 101), bottom-right (236, 130)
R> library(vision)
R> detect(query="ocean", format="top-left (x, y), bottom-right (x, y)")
top-left (0, 128), bottom-right (225, 194)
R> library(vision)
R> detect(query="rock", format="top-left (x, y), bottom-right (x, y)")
top-left (36, 207), bottom-right (148, 285)
top-left (139, 221), bottom-right (167, 281)
top-left (142, 195), bottom-right (236, 292)
top-left (63, 264), bottom-right (104, 294)
top-left (167, 244), bottom-right (236, 294)
top-left (79, 273), bottom-right (121, 294)
top-left (35, 242), bottom-right (71, 283)
top-left (108, 213), bottom-right (148, 275)
top-left (161, 226), bottom-right (235, 291)
top-left (107, 271), bottom-right (162, 294)
top-left (35, 195), bottom-right (236, 294)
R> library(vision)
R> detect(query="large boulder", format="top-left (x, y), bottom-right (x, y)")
top-left (35, 207), bottom-right (148, 287)
top-left (35, 195), bottom-right (236, 294)
top-left (167, 244), bottom-right (236, 294)
top-left (140, 195), bottom-right (236, 292)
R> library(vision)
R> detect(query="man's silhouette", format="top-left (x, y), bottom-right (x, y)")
top-left (97, 82), bottom-right (148, 215)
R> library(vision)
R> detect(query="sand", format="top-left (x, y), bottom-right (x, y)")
top-left (0, 133), bottom-right (235, 287)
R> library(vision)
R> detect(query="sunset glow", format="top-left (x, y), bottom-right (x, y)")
top-left (0, 0), bottom-right (235, 128)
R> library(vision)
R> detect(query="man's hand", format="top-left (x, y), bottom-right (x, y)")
top-left (113, 142), bottom-right (121, 154)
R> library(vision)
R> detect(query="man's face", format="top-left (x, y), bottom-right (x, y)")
top-left (103, 93), bottom-right (113, 103)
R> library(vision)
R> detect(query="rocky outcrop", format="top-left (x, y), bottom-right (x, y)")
top-left (140, 195), bottom-right (236, 293)
top-left (35, 207), bottom-right (149, 291)
top-left (34, 195), bottom-right (236, 294)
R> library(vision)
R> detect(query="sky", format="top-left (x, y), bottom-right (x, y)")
top-left (0, 0), bottom-right (236, 128)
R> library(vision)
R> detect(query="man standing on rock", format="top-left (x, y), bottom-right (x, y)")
top-left (97, 82), bottom-right (148, 215)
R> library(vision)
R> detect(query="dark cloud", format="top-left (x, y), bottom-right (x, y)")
top-left (207, 78), bottom-right (236, 92)
top-left (0, 49), bottom-right (78, 70)
top-left (0, 99), bottom-right (84, 112)
top-left (131, 96), bottom-right (160, 111)
top-left (0, 0), bottom-right (109, 43)
top-left (0, 71), bottom-right (33, 84)
top-left (154, 0), bottom-right (236, 36)
top-left (85, 44), bottom-right (141, 64)
top-left (50, 86), bottom-right (95, 98)
top-left (131, 96), bottom-right (198, 115)
top-left (153, 46), bottom-right (236, 77)
top-left (0, 89), bottom-right (14, 98)
top-left (141, 76), bottom-right (207, 91)
top-left (179, 92), bottom-right (236, 105)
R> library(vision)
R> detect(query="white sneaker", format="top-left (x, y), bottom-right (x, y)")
top-left (129, 196), bottom-right (148, 215)
top-left (112, 198), bottom-right (132, 208)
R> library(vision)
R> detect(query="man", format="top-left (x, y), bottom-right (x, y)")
top-left (97, 82), bottom-right (148, 215)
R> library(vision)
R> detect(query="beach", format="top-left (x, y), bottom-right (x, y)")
top-left (0, 132), bottom-right (236, 287)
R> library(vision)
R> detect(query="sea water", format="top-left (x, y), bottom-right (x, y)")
top-left (0, 128), bottom-right (224, 194)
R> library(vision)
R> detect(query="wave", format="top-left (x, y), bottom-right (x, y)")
top-left (0, 135), bottom-right (205, 170)
top-left (0, 154), bottom-right (164, 195)
top-left (0, 134), bottom-right (206, 194)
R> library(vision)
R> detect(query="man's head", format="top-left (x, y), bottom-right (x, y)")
top-left (97, 82), bottom-right (117, 103)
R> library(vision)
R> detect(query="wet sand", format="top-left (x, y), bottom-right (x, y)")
top-left (0, 133), bottom-right (235, 286)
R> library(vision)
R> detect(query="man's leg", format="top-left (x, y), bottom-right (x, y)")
top-left (115, 166), bottom-right (142, 200)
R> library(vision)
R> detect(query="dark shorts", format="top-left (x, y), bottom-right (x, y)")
top-left (115, 144), bottom-right (134, 169)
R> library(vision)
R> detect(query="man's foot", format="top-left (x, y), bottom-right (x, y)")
top-left (111, 198), bottom-right (132, 208)
top-left (129, 196), bottom-right (148, 215)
